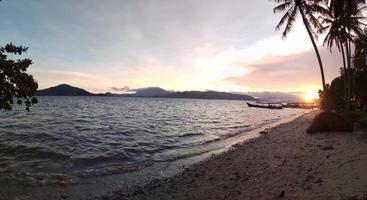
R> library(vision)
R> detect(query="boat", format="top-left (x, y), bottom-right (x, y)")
top-left (246, 102), bottom-right (284, 109)
top-left (285, 102), bottom-right (317, 109)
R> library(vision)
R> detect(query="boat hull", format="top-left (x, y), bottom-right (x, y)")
top-left (246, 102), bottom-right (283, 109)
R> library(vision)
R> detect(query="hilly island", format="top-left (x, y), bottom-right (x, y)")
top-left (36, 84), bottom-right (257, 101)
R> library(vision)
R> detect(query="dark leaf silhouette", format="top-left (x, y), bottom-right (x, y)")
top-left (0, 43), bottom-right (38, 111)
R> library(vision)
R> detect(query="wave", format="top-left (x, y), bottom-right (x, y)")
top-left (178, 131), bottom-right (205, 138)
top-left (0, 144), bottom-right (70, 161)
top-left (76, 160), bottom-right (154, 178)
top-left (0, 171), bottom-right (79, 186)
top-left (228, 124), bottom-right (250, 129)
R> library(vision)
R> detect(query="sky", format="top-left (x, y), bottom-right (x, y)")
top-left (0, 0), bottom-right (342, 94)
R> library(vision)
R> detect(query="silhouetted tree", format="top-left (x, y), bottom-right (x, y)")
top-left (354, 29), bottom-right (367, 108)
top-left (0, 43), bottom-right (38, 111)
top-left (274, 0), bottom-right (328, 99)
top-left (319, 1), bottom-right (366, 109)
top-left (354, 29), bottom-right (367, 71)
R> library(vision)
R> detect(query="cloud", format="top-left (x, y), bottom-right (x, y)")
top-left (3, 1), bottom-right (344, 93)
top-left (111, 86), bottom-right (132, 92)
top-left (0, 0), bottom-right (280, 92)
top-left (222, 47), bottom-right (343, 91)
top-left (243, 91), bottom-right (304, 102)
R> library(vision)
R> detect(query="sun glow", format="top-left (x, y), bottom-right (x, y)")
top-left (303, 90), bottom-right (319, 102)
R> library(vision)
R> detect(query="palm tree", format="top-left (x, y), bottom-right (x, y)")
top-left (318, 14), bottom-right (348, 107)
top-left (354, 29), bottom-right (367, 71)
top-left (318, 0), bottom-right (366, 109)
top-left (319, 3), bottom-right (365, 108)
top-left (353, 29), bottom-right (367, 107)
top-left (274, 0), bottom-right (328, 93)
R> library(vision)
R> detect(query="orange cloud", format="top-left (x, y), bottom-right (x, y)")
top-left (222, 47), bottom-right (342, 91)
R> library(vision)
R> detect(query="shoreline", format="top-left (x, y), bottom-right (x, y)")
top-left (88, 110), bottom-right (311, 200)
top-left (109, 111), bottom-right (367, 200)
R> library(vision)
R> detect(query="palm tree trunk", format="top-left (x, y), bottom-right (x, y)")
top-left (345, 39), bottom-right (352, 109)
top-left (339, 39), bottom-right (348, 109)
top-left (349, 40), bottom-right (355, 108)
top-left (299, 9), bottom-right (327, 104)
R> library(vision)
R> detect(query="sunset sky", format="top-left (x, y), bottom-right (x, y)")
top-left (0, 0), bottom-right (342, 94)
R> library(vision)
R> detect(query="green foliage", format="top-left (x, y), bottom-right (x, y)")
top-left (307, 111), bottom-right (353, 133)
top-left (318, 87), bottom-right (327, 110)
top-left (322, 69), bottom-right (367, 110)
top-left (328, 77), bottom-right (345, 109)
top-left (351, 111), bottom-right (367, 129)
top-left (354, 29), bottom-right (367, 71)
top-left (318, 21), bottom-right (367, 111)
top-left (355, 71), bottom-right (367, 107)
top-left (0, 43), bottom-right (38, 111)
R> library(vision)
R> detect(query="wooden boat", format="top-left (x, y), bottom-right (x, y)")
top-left (285, 102), bottom-right (317, 109)
top-left (246, 102), bottom-right (284, 109)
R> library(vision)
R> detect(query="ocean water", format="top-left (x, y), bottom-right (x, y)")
top-left (0, 97), bottom-right (306, 198)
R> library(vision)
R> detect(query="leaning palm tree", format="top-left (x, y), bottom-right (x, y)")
top-left (274, 0), bottom-right (328, 93)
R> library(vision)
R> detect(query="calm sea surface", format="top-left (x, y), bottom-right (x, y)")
top-left (0, 97), bottom-right (306, 198)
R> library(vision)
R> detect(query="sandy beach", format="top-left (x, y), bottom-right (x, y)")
top-left (112, 111), bottom-right (367, 200)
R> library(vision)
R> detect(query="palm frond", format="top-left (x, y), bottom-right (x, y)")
top-left (275, 5), bottom-right (295, 30)
top-left (282, 7), bottom-right (298, 38)
top-left (274, 2), bottom-right (293, 13)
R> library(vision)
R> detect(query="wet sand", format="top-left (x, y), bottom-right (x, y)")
top-left (117, 111), bottom-right (367, 200)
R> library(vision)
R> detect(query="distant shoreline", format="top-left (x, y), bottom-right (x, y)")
top-left (36, 84), bottom-right (257, 101)
top-left (36, 95), bottom-right (257, 101)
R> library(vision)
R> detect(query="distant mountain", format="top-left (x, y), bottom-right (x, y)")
top-left (164, 91), bottom-right (256, 101)
top-left (37, 84), bottom-right (95, 96)
top-left (37, 84), bottom-right (256, 101)
top-left (135, 87), bottom-right (170, 97)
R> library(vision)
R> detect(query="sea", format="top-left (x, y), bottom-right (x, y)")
top-left (0, 97), bottom-right (307, 199)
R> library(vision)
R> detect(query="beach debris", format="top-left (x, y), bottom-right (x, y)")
top-left (274, 155), bottom-right (282, 159)
top-left (275, 191), bottom-right (285, 200)
top-left (185, 178), bottom-right (194, 184)
top-left (304, 175), bottom-right (314, 184)
top-left (320, 146), bottom-right (334, 151)
top-left (232, 143), bottom-right (241, 148)
top-left (229, 172), bottom-right (241, 181)
top-left (260, 130), bottom-right (268, 135)
top-left (314, 178), bottom-right (323, 184)
top-left (240, 176), bottom-right (250, 182)
top-left (279, 160), bottom-right (286, 166)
